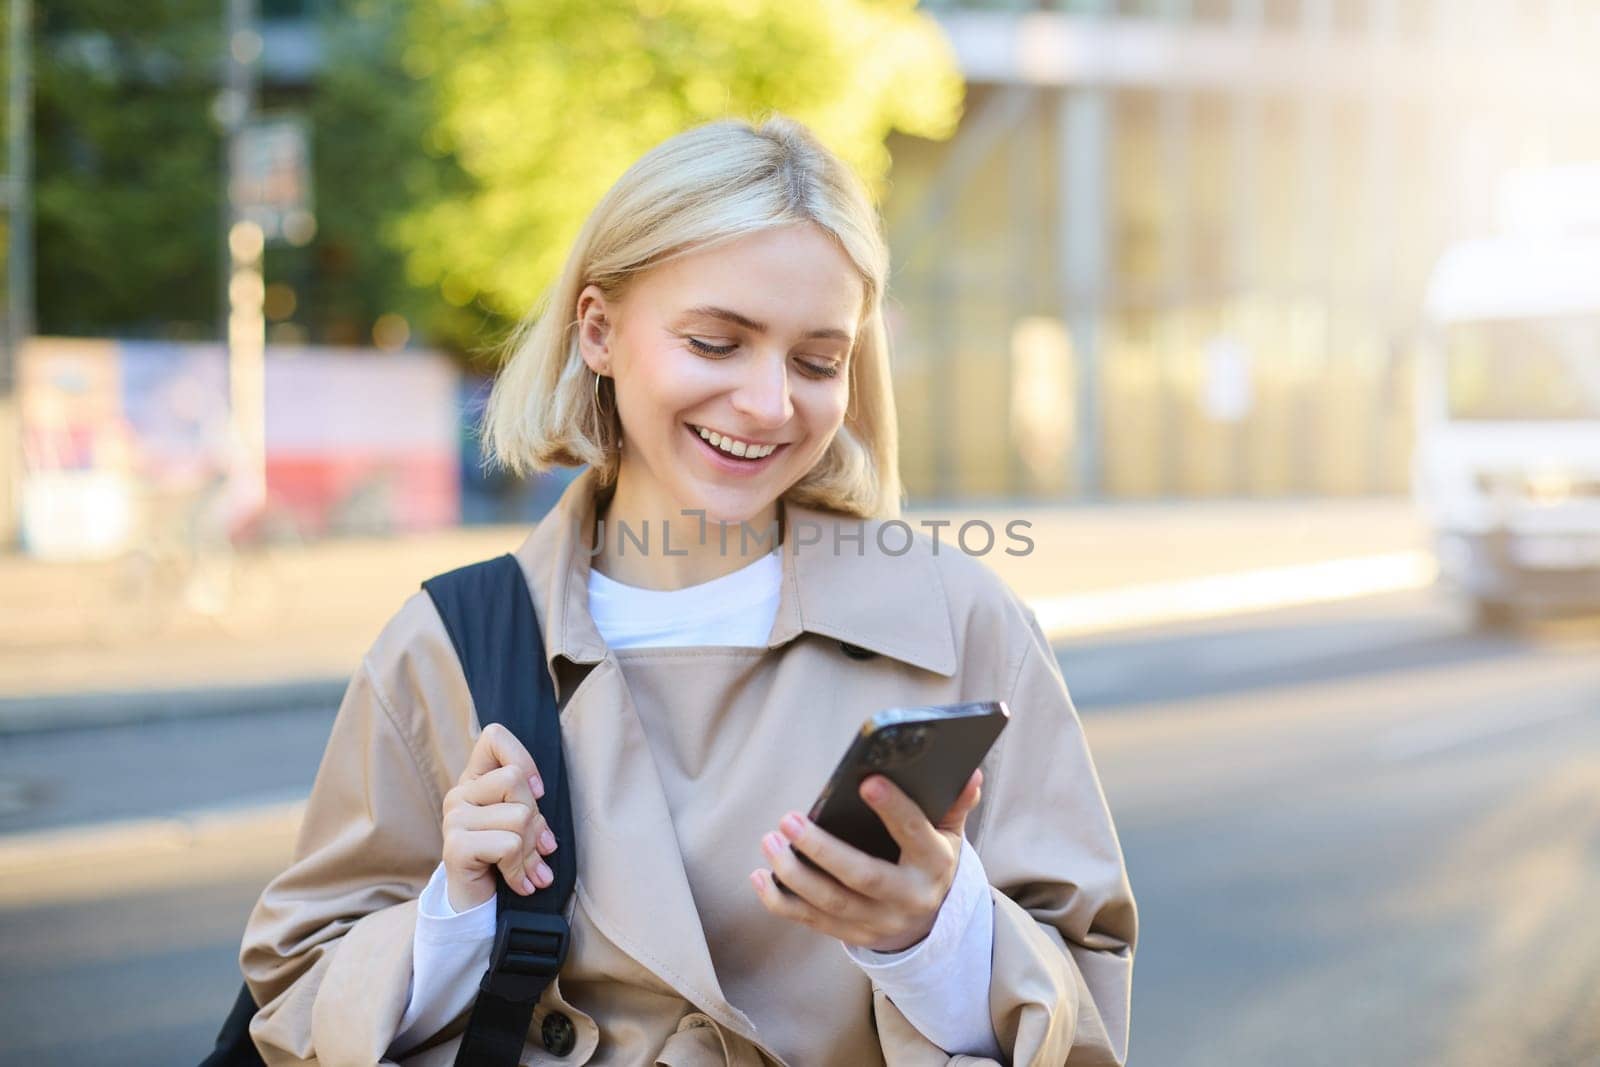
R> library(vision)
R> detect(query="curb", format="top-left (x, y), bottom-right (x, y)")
top-left (0, 797), bottom-right (307, 907)
top-left (0, 678), bottom-right (348, 737)
top-left (0, 550), bottom-right (1446, 873)
top-left (1031, 551), bottom-right (1439, 640)
top-left (0, 552), bottom-right (1438, 736)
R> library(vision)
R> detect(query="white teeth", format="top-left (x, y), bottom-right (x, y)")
top-left (695, 425), bottom-right (776, 459)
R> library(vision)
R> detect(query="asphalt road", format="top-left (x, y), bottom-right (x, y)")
top-left (2, 590), bottom-right (1597, 1066)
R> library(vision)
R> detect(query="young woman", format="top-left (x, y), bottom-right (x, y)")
top-left (240, 115), bottom-right (1136, 1066)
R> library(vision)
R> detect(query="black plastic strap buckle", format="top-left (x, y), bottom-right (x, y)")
top-left (481, 910), bottom-right (570, 1003)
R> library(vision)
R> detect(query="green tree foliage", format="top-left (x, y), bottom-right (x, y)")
top-left (301, 6), bottom-right (470, 351)
top-left (381, 0), bottom-right (963, 345)
top-left (26, 0), bottom-right (961, 356)
top-left (33, 0), bottom-right (222, 339)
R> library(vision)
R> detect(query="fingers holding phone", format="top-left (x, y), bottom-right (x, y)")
top-left (752, 771), bottom-right (981, 953)
top-left (752, 702), bottom-right (1005, 952)
top-left (860, 766), bottom-right (984, 863)
top-left (752, 808), bottom-right (937, 953)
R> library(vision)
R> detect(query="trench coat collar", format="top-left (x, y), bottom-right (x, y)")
top-left (504, 468), bottom-right (956, 1054)
top-left (514, 466), bottom-right (959, 680)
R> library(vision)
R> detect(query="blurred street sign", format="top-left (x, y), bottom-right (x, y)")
top-left (1203, 335), bottom-right (1253, 423)
top-left (229, 116), bottom-right (316, 246)
top-left (1010, 316), bottom-right (1074, 490)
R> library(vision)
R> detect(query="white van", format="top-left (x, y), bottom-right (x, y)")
top-left (1415, 229), bottom-right (1600, 625)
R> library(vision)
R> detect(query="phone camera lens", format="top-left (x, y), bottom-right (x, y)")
top-left (866, 726), bottom-right (928, 771)
top-left (896, 726), bottom-right (928, 762)
top-left (867, 731), bottom-right (898, 769)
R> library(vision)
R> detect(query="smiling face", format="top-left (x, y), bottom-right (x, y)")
top-left (576, 223), bottom-right (864, 527)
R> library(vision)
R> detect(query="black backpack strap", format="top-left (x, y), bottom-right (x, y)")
top-left (197, 982), bottom-right (266, 1066)
top-left (423, 554), bottom-right (577, 1067)
top-left (201, 554), bottom-right (574, 1067)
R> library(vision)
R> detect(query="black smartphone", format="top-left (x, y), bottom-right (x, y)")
top-left (776, 700), bottom-right (1010, 894)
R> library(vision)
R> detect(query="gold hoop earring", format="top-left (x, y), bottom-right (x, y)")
top-left (593, 371), bottom-right (622, 451)
top-left (592, 371), bottom-right (613, 421)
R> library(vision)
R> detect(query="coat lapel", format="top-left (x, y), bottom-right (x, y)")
top-left (769, 498), bottom-right (958, 676)
top-left (558, 659), bottom-right (763, 1041)
top-left (512, 471), bottom-right (764, 1046)
top-left (507, 469), bottom-right (962, 1055)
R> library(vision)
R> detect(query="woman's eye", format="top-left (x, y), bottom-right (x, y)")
top-left (798, 359), bottom-right (840, 379)
top-left (687, 337), bottom-right (736, 356)
top-left (687, 335), bottom-right (839, 379)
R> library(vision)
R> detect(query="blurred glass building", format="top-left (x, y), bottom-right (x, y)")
top-left (21, 1), bottom-right (1600, 520)
top-left (885, 0), bottom-right (1600, 501)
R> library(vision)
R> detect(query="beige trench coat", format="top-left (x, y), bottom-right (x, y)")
top-left (241, 468), bottom-right (1137, 1066)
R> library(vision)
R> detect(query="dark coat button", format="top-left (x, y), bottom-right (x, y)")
top-left (541, 1010), bottom-right (576, 1056)
top-left (839, 641), bottom-right (877, 660)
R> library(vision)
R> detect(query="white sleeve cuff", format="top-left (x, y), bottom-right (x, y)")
top-left (842, 837), bottom-right (1002, 1058)
top-left (415, 859), bottom-right (499, 940)
top-left (391, 862), bottom-right (498, 1054)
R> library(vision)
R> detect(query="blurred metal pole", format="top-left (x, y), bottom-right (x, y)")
top-left (4, 0), bottom-right (31, 371)
top-left (1007, 90), bottom-right (1037, 497)
top-left (1293, 0), bottom-right (1334, 496)
top-left (2, 0), bottom-right (32, 547)
top-left (1365, 0), bottom-right (1398, 494)
top-left (1002, 1), bottom-right (1037, 500)
top-left (931, 265), bottom-right (956, 500)
top-left (222, 0), bottom-right (266, 512)
top-left (1228, 0), bottom-right (1264, 496)
top-left (1058, 26), bottom-right (1110, 500)
top-left (1158, 0), bottom-right (1192, 497)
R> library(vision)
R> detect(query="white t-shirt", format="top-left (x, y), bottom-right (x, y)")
top-left (586, 547), bottom-right (783, 648)
top-left (391, 550), bottom-right (1000, 1060)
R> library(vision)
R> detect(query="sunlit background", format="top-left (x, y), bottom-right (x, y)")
top-left (2, 2), bottom-right (1599, 1065)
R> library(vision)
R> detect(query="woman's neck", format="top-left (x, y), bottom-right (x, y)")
top-left (592, 480), bottom-right (782, 591)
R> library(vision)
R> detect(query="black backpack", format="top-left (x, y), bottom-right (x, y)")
top-left (200, 554), bottom-right (577, 1067)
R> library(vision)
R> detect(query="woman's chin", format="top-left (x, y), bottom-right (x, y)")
top-left (676, 481), bottom-right (783, 530)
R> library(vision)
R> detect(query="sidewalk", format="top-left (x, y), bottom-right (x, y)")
top-left (1, 497), bottom-right (1430, 732)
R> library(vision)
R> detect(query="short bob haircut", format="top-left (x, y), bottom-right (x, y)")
top-left (481, 113), bottom-right (903, 519)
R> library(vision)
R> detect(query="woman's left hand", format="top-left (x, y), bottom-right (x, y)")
top-left (749, 769), bottom-right (983, 954)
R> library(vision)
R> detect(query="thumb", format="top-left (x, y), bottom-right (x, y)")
top-left (934, 769), bottom-right (983, 834)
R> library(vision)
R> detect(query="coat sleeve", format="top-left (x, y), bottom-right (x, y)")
top-left (240, 602), bottom-right (467, 1066)
top-left (873, 602), bottom-right (1138, 1067)
top-left (870, 604), bottom-right (1132, 1062)
top-left (972, 605), bottom-right (1138, 1066)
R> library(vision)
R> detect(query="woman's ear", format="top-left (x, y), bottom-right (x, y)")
top-left (576, 284), bottom-right (615, 376)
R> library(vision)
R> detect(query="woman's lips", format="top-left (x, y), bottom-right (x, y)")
top-left (685, 423), bottom-right (788, 474)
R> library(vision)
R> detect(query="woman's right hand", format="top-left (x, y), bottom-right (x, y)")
top-left (441, 722), bottom-right (560, 912)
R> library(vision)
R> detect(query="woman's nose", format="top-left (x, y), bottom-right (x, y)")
top-left (729, 353), bottom-right (793, 428)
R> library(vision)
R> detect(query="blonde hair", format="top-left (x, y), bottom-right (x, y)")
top-left (481, 113), bottom-right (903, 519)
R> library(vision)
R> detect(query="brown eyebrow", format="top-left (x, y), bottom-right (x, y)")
top-left (681, 305), bottom-right (854, 345)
